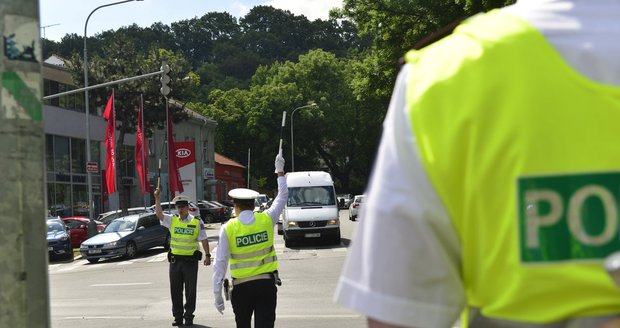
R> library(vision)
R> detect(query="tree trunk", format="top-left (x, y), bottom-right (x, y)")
top-left (115, 128), bottom-right (129, 216)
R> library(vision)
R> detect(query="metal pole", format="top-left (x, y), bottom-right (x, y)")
top-left (1, 1), bottom-right (49, 326)
top-left (290, 103), bottom-right (317, 172)
top-left (247, 148), bottom-right (251, 188)
top-left (140, 95), bottom-right (147, 208)
top-left (165, 97), bottom-right (171, 199)
top-left (84, 0), bottom-right (137, 219)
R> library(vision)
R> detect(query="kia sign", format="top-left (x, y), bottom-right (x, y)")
top-left (176, 148), bottom-right (191, 158)
top-left (174, 142), bottom-right (196, 202)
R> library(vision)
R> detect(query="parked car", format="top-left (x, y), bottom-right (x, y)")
top-left (97, 207), bottom-right (153, 226)
top-left (197, 200), bottom-right (230, 223)
top-left (210, 201), bottom-right (232, 222)
top-left (47, 218), bottom-right (72, 260)
top-left (149, 202), bottom-right (201, 221)
top-left (257, 194), bottom-right (270, 207)
top-left (62, 216), bottom-right (106, 248)
top-left (337, 194), bottom-right (353, 209)
top-left (349, 195), bottom-right (365, 221)
top-left (218, 200), bottom-right (236, 218)
top-left (80, 213), bottom-right (170, 263)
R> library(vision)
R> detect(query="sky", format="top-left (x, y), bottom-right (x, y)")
top-left (39, 0), bottom-right (344, 42)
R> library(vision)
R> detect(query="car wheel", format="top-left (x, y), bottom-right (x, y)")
top-left (277, 222), bottom-right (283, 235)
top-left (163, 234), bottom-right (171, 251)
top-left (125, 241), bottom-right (137, 259)
top-left (87, 258), bottom-right (99, 264)
top-left (284, 238), bottom-right (293, 248)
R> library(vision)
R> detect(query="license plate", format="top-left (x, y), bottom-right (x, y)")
top-left (305, 233), bottom-right (320, 238)
top-left (89, 249), bottom-right (102, 254)
top-left (48, 247), bottom-right (53, 251)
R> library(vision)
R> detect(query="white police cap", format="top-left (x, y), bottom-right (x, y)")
top-left (172, 194), bottom-right (192, 204)
top-left (228, 188), bottom-right (259, 200)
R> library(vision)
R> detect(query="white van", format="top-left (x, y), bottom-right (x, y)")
top-left (282, 171), bottom-right (341, 247)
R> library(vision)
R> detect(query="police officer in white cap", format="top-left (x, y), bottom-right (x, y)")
top-left (154, 190), bottom-right (211, 327)
top-left (212, 152), bottom-right (287, 328)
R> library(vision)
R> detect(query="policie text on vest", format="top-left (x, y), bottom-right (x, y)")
top-left (519, 172), bottom-right (620, 263)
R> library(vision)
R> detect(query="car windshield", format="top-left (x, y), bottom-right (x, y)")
top-left (288, 186), bottom-right (336, 207)
top-left (104, 219), bottom-right (136, 232)
top-left (47, 222), bottom-right (64, 233)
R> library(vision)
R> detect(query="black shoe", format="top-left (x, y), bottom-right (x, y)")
top-left (185, 318), bottom-right (193, 326)
top-left (172, 318), bottom-right (183, 326)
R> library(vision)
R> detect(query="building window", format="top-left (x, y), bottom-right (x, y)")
top-left (71, 138), bottom-right (86, 174)
top-left (119, 145), bottom-right (136, 178)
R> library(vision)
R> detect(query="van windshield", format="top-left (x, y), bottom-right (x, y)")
top-left (287, 186), bottom-right (335, 207)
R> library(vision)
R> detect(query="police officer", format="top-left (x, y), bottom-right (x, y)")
top-left (335, 1), bottom-right (620, 327)
top-left (155, 190), bottom-right (211, 327)
top-left (212, 152), bottom-right (287, 328)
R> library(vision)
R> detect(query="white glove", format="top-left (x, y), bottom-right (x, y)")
top-left (214, 292), bottom-right (225, 314)
top-left (274, 152), bottom-right (285, 173)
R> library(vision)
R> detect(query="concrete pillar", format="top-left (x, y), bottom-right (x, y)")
top-left (0, 1), bottom-right (50, 327)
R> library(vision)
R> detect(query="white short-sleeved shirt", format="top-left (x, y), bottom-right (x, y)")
top-left (160, 213), bottom-right (208, 242)
top-left (212, 176), bottom-right (288, 294)
top-left (334, 1), bottom-right (620, 327)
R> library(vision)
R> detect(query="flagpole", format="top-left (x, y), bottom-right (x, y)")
top-left (112, 90), bottom-right (118, 193)
top-left (140, 94), bottom-right (147, 209)
top-left (165, 96), bottom-right (171, 200)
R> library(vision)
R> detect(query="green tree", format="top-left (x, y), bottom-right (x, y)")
top-left (194, 49), bottom-right (372, 192)
top-left (67, 31), bottom-right (197, 212)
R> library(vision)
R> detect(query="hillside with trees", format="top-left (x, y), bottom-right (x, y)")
top-left (43, 1), bottom-right (513, 194)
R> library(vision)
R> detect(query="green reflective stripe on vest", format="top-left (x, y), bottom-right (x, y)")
top-left (230, 245), bottom-right (275, 260)
top-left (225, 212), bottom-right (278, 279)
top-left (230, 255), bottom-right (277, 270)
top-left (169, 215), bottom-right (200, 256)
top-left (405, 10), bottom-right (620, 323)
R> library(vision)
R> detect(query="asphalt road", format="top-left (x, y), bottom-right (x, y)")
top-left (48, 210), bottom-right (365, 328)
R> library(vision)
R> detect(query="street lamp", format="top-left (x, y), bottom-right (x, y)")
top-left (290, 103), bottom-right (317, 172)
top-left (84, 0), bottom-right (142, 218)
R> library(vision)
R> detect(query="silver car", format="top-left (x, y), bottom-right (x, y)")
top-left (80, 213), bottom-right (170, 263)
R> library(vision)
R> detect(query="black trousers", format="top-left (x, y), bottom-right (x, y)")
top-left (231, 279), bottom-right (277, 328)
top-left (169, 259), bottom-right (199, 320)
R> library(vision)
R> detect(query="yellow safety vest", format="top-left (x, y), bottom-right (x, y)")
top-left (405, 10), bottom-right (620, 323)
top-left (226, 212), bottom-right (277, 279)
top-left (169, 215), bottom-right (200, 256)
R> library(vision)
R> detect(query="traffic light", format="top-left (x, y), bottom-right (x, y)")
top-left (160, 61), bottom-right (171, 97)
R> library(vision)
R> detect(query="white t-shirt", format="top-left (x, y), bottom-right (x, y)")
top-left (212, 176), bottom-right (288, 295)
top-left (334, 1), bottom-right (620, 327)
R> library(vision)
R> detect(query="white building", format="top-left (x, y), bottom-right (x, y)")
top-left (43, 55), bottom-right (216, 217)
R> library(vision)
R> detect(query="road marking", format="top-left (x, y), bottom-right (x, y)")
top-left (90, 282), bottom-right (152, 287)
top-left (277, 314), bottom-right (362, 319)
top-left (60, 316), bottom-right (143, 320)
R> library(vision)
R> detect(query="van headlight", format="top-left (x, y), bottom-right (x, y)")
top-left (287, 221), bottom-right (297, 227)
top-left (328, 219), bottom-right (339, 225)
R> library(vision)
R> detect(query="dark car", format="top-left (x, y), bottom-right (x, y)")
top-left (197, 200), bottom-right (230, 223)
top-left (62, 216), bottom-right (106, 248)
top-left (79, 213), bottom-right (170, 263)
top-left (47, 219), bottom-right (72, 260)
top-left (218, 200), bottom-right (236, 218)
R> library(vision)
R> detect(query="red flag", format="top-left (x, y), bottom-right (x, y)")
top-left (103, 90), bottom-right (116, 194)
top-left (167, 108), bottom-right (184, 194)
top-left (135, 95), bottom-right (150, 194)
